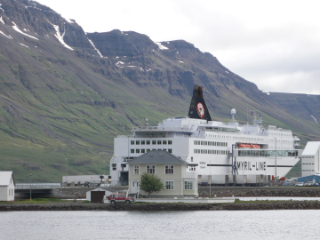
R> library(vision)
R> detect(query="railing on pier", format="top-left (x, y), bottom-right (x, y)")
top-left (16, 183), bottom-right (61, 189)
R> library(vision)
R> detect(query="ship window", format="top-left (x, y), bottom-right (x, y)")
top-left (136, 140), bottom-right (140, 145)
top-left (157, 140), bottom-right (162, 145)
top-left (152, 140), bottom-right (156, 145)
top-left (191, 157), bottom-right (193, 162)
top-left (112, 164), bottom-right (117, 171)
top-left (141, 149), bottom-right (145, 153)
top-left (163, 140), bottom-right (167, 145)
top-left (168, 149), bottom-right (172, 153)
top-left (194, 140), bottom-right (200, 145)
top-left (136, 149), bottom-right (140, 153)
top-left (130, 149), bottom-right (134, 153)
top-left (146, 140), bottom-right (150, 145)
top-left (201, 149), bottom-right (207, 154)
top-left (131, 140), bottom-right (134, 145)
top-left (165, 165), bottom-right (174, 174)
top-left (168, 140), bottom-right (172, 145)
top-left (201, 141), bottom-right (207, 145)
top-left (194, 149), bottom-right (200, 154)
top-left (141, 140), bottom-right (145, 145)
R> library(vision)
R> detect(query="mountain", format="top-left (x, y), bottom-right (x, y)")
top-left (0, 0), bottom-right (318, 182)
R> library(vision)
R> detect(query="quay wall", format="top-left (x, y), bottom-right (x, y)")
top-left (1, 201), bottom-right (320, 211)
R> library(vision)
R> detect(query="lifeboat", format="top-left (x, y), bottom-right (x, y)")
top-left (250, 144), bottom-right (261, 149)
top-left (238, 143), bottom-right (251, 148)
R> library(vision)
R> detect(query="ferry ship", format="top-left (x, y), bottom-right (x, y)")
top-left (110, 85), bottom-right (302, 185)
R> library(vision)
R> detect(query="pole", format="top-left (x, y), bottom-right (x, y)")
top-left (103, 161), bottom-right (106, 176)
top-left (209, 158), bottom-right (211, 197)
top-left (65, 158), bottom-right (68, 187)
top-left (275, 138), bottom-right (277, 185)
top-left (29, 174), bottom-right (32, 202)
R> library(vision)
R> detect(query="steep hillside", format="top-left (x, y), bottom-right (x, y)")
top-left (0, 0), bottom-right (319, 182)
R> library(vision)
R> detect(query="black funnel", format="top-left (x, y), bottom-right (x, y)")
top-left (188, 85), bottom-right (212, 121)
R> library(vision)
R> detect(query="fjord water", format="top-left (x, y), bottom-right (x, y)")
top-left (1, 210), bottom-right (319, 240)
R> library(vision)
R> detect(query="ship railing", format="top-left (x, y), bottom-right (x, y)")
top-left (131, 126), bottom-right (192, 132)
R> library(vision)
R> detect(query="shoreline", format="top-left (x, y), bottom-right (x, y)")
top-left (1, 200), bottom-right (320, 211)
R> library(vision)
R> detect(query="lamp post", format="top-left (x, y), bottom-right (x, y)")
top-left (275, 138), bottom-right (277, 185)
top-left (65, 158), bottom-right (68, 187)
top-left (103, 161), bottom-right (106, 176)
top-left (29, 174), bottom-right (32, 202)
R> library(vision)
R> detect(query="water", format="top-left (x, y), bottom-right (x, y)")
top-left (1, 210), bottom-right (320, 240)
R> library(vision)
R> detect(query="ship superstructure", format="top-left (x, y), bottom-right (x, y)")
top-left (110, 85), bottom-right (301, 185)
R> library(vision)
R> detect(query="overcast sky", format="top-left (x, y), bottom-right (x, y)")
top-left (36, 0), bottom-right (320, 94)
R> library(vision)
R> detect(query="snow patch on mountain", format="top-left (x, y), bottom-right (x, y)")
top-left (19, 43), bottom-right (29, 48)
top-left (88, 38), bottom-right (103, 58)
top-left (0, 30), bottom-right (12, 39)
top-left (0, 16), bottom-right (4, 24)
top-left (0, 4), bottom-right (4, 12)
top-left (115, 61), bottom-right (125, 68)
top-left (311, 115), bottom-right (318, 124)
top-left (12, 22), bottom-right (39, 40)
top-left (51, 23), bottom-right (73, 51)
top-left (155, 42), bottom-right (168, 50)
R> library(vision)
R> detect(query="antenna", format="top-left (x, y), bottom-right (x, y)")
top-left (231, 108), bottom-right (236, 123)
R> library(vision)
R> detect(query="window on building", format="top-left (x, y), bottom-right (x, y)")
top-left (136, 140), bottom-right (140, 145)
top-left (130, 149), bottom-right (134, 153)
top-left (146, 149), bottom-right (151, 152)
top-left (168, 149), bottom-right (172, 153)
top-left (165, 165), bottom-right (174, 174)
top-left (194, 149), bottom-right (200, 154)
top-left (163, 140), bottom-right (167, 145)
top-left (152, 140), bottom-right (156, 145)
top-left (201, 141), bottom-right (207, 145)
top-left (136, 149), bottom-right (140, 153)
top-left (112, 163), bottom-right (117, 171)
top-left (165, 180), bottom-right (174, 190)
top-left (134, 166), bottom-right (140, 174)
top-left (147, 165), bottom-right (155, 174)
top-left (146, 140), bottom-right (150, 145)
top-left (168, 140), bottom-right (172, 145)
top-left (191, 157), bottom-right (193, 162)
top-left (141, 149), bottom-right (145, 153)
top-left (157, 140), bottom-right (162, 145)
top-left (189, 166), bottom-right (196, 171)
top-left (141, 140), bottom-right (145, 145)
top-left (131, 140), bottom-right (134, 145)
top-left (185, 181), bottom-right (193, 189)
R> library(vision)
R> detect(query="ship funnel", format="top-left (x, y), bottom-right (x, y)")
top-left (188, 85), bottom-right (212, 121)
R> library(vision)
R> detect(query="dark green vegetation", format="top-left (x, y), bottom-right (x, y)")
top-left (0, 0), bottom-right (319, 182)
top-left (139, 172), bottom-right (164, 196)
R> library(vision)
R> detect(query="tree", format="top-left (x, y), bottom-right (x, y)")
top-left (139, 172), bottom-right (164, 197)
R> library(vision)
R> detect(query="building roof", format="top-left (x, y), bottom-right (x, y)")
top-left (302, 142), bottom-right (320, 156)
top-left (0, 171), bottom-right (14, 186)
top-left (129, 150), bottom-right (188, 165)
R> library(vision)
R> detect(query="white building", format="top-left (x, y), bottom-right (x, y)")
top-left (86, 187), bottom-right (117, 203)
top-left (301, 141), bottom-right (320, 177)
top-left (128, 150), bottom-right (198, 198)
top-left (0, 171), bottom-right (15, 202)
